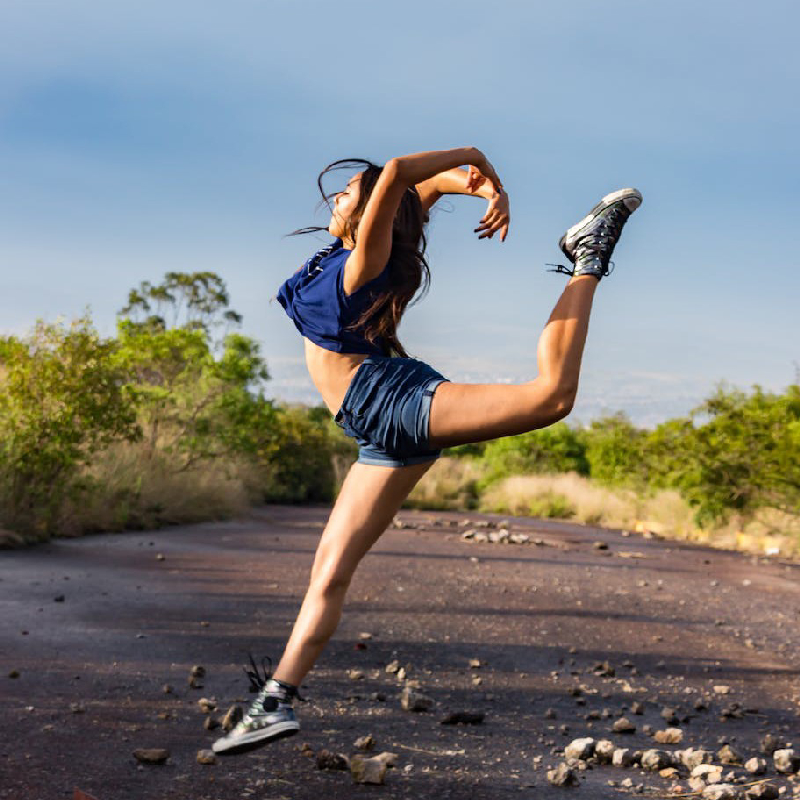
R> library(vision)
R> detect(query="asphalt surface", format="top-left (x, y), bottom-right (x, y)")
top-left (2, 506), bottom-right (799, 800)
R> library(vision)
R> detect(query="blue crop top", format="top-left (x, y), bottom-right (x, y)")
top-left (275, 239), bottom-right (391, 356)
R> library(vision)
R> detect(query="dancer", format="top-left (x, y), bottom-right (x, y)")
top-left (213, 147), bottom-right (641, 754)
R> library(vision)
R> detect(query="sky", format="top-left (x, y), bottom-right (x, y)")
top-left (1, 0), bottom-right (798, 427)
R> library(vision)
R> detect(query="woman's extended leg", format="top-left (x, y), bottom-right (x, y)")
top-left (271, 458), bottom-right (435, 687)
top-left (428, 273), bottom-right (597, 447)
top-left (428, 187), bottom-right (642, 448)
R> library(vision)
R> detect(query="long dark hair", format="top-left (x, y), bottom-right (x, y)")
top-left (291, 158), bottom-right (430, 358)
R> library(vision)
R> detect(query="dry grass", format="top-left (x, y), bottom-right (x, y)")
top-left (404, 456), bottom-right (485, 510)
top-left (62, 441), bottom-right (252, 535)
top-left (408, 459), bottom-right (800, 559)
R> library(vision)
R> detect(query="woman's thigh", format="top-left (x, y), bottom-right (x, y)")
top-left (427, 380), bottom-right (559, 450)
top-left (311, 459), bottom-right (435, 581)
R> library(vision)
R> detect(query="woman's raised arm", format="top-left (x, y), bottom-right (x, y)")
top-left (347, 148), bottom-right (503, 290)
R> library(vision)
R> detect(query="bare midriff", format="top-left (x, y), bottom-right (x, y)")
top-left (303, 337), bottom-right (369, 416)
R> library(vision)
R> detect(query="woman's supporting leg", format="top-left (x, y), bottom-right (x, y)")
top-left (272, 458), bottom-right (435, 688)
top-left (427, 274), bottom-right (598, 449)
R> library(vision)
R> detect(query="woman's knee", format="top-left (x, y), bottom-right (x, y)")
top-left (310, 557), bottom-right (354, 597)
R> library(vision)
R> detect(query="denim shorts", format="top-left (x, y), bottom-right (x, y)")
top-left (334, 356), bottom-right (450, 468)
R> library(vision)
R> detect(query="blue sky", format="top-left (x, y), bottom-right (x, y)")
top-left (1, 0), bottom-right (798, 426)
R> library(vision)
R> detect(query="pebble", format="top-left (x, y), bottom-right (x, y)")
top-left (133, 748), bottom-right (170, 765)
top-left (612, 748), bottom-right (638, 768)
top-left (594, 740), bottom-right (616, 764)
top-left (316, 749), bottom-right (349, 770)
top-left (350, 753), bottom-right (388, 785)
top-left (613, 717), bottom-right (636, 733)
top-left (197, 698), bottom-right (216, 713)
top-left (401, 686), bottom-right (433, 712)
top-left (547, 763), bottom-right (579, 786)
top-left (717, 744), bottom-right (742, 764)
top-left (354, 734), bottom-right (374, 751)
top-left (564, 737), bottom-right (595, 760)
top-left (641, 749), bottom-right (673, 771)
top-left (745, 783), bottom-right (780, 799)
top-left (196, 749), bottom-right (216, 765)
top-left (655, 728), bottom-right (684, 744)
top-left (745, 756), bottom-right (767, 774)
top-left (221, 705), bottom-right (243, 732)
top-left (773, 748), bottom-right (800, 774)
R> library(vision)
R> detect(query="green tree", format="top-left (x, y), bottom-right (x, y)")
top-left (585, 412), bottom-right (649, 487)
top-left (0, 316), bottom-right (140, 535)
top-left (478, 422), bottom-right (589, 489)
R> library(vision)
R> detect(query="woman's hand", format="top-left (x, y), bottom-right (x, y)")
top-left (474, 187), bottom-right (510, 241)
top-left (464, 149), bottom-right (503, 195)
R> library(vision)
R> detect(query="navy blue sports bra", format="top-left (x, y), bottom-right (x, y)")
top-left (275, 239), bottom-right (391, 356)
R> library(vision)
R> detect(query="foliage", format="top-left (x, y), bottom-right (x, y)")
top-left (584, 412), bottom-right (649, 488)
top-left (0, 316), bottom-right (140, 535)
top-left (477, 422), bottom-right (589, 489)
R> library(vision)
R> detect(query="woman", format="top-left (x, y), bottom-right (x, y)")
top-left (213, 147), bottom-right (642, 754)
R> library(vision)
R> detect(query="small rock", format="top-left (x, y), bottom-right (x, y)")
top-left (547, 763), bottom-right (579, 786)
top-left (761, 734), bottom-right (783, 755)
top-left (593, 541), bottom-right (609, 550)
top-left (641, 749), bottom-right (673, 771)
top-left (373, 751), bottom-right (398, 767)
top-left (613, 717), bottom-right (636, 733)
top-left (156, 554), bottom-right (165, 561)
top-left (655, 728), bottom-right (684, 744)
top-left (221, 705), bottom-right (243, 732)
top-left (593, 661), bottom-right (615, 677)
top-left (469, 658), bottom-right (482, 669)
top-left (718, 744), bottom-right (742, 765)
top-left (316, 749), bottom-right (349, 770)
top-left (162, 684), bottom-right (173, 694)
top-left (594, 740), bottom-right (616, 764)
top-left (631, 701), bottom-right (645, 715)
top-left (196, 749), bottom-right (216, 765)
top-left (682, 748), bottom-right (715, 769)
top-left (400, 686), bottom-right (433, 712)
top-left (565, 737), bottom-right (595, 761)
top-left (659, 767), bottom-right (680, 779)
top-left (354, 734), bottom-right (374, 751)
top-left (54, 594), bottom-right (65, 602)
top-left (203, 715), bottom-right (220, 731)
top-left (773, 748), bottom-right (800, 774)
top-left (744, 756), bottom-right (767, 775)
top-left (350, 753), bottom-right (388, 784)
top-left (745, 783), bottom-right (780, 799)
top-left (348, 670), bottom-right (364, 680)
top-left (612, 748), bottom-right (638, 768)
top-left (197, 698), bottom-right (216, 714)
top-left (692, 764), bottom-right (724, 781)
top-left (661, 707), bottom-right (680, 724)
top-left (385, 660), bottom-right (400, 674)
top-left (713, 685), bottom-right (731, 694)
top-left (8, 670), bottom-right (20, 679)
top-left (133, 748), bottom-right (170, 765)
top-left (69, 702), bottom-right (86, 714)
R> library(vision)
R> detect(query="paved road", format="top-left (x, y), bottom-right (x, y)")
top-left (2, 506), bottom-right (799, 799)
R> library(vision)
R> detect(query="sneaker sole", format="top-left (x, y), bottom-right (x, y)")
top-left (212, 721), bottom-right (299, 755)
top-left (558, 188), bottom-right (643, 255)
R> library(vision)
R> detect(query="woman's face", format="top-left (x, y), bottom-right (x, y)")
top-left (328, 173), bottom-right (362, 241)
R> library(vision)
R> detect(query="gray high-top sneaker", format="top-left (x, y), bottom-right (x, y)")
top-left (552, 188), bottom-right (643, 280)
top-left (212, 655), bottom-right (302, 755)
